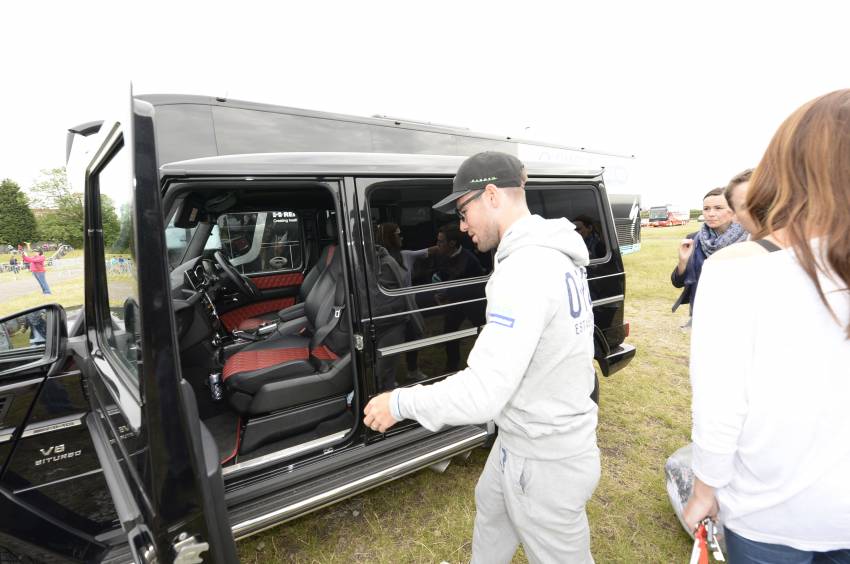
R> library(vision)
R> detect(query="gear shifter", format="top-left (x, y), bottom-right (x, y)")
top-left (232, 329), bottom-right (261, 342)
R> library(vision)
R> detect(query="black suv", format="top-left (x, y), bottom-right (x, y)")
top-left (0, 95), bottom-right (634, 563)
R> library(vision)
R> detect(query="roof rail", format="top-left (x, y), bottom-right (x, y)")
top-left (371, 114), bottom-right (470, 131)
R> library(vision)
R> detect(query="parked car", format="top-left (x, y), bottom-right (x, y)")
top-left (0, 95), bottom-right (635, 563)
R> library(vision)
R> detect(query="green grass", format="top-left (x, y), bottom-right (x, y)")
top-left (238, 223), bottom-right (700, 563)
top-left (0, 277), bottom-right (85, 318)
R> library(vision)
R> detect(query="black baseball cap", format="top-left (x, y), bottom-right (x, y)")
top-left (433, 151), bottom-right (525, 212)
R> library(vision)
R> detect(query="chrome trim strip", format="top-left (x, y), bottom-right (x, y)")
top-left (13, 468), bottom-right (103, 494)
top-left (591, 294), bottom-right (625, 307)
top-left (0, 377), bottom-right (44, 394)
top-left (588, 271), bottom-right (625, 281)
top-left (363, 296), bottom-right (486, 324)
top-left (232, 430), bottom-right (488, 539)
top-left (0, 428), bottom-right (15, 443)
top-left (378, 327), bottom-right (479, 358)
top-left (20, 413), bottom-right (85, 438)
top-left (223, 429), bottom-right (349, 477)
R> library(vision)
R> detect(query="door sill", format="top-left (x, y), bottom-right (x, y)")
top-left (223, 429), bottom-right (349, 477)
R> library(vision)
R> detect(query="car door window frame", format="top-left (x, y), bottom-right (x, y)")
top-left (84, 127), bottom-right (143, 418)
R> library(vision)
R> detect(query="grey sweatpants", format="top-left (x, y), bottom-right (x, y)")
top-left (471, 436), bottom-right (601, 564)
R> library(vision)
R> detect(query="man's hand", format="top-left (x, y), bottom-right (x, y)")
top-left (363, 392), bottom-right (398, 433)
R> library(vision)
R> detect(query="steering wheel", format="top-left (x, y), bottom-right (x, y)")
top-left (213, 251), bottom-right (261, 299)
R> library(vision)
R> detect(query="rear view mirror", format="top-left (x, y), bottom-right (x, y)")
top-left (173, 196), bottom-right (206, 228)
top-left (0, 305), bottom-right (67, 372)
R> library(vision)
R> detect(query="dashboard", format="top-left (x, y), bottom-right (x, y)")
top-left (185, 259), bottom-right (216, 291)
top-left (170, 257), bottom-right (224, 348)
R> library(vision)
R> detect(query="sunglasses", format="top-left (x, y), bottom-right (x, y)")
top-left (455, 189), bottom-right (485, 222)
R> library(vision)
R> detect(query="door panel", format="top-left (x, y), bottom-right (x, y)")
top-left (76, 96), bottom-right (237, 562)
top-left (356, 178), bottom-right (490, 440)
top-left (0, 305), bottom-right (113, 561)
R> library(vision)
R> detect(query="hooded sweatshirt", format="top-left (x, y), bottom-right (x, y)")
top-left (390, 214), bottom-right (599, 460)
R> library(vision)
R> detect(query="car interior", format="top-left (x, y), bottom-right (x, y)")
top-left (162, 182), bottom-right (356, 475)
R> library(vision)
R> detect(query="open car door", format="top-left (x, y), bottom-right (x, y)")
top-left (73, 92), bottom-right (238, 562)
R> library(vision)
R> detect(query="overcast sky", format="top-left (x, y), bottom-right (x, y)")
top-left (1, 1), bottom-right (848, 207)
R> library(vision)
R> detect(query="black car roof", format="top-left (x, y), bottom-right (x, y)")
top-left (159, 152), bottom-right (603, 179)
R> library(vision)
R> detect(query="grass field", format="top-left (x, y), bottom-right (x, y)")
top-left (237, 223), bottom-right (699, 563)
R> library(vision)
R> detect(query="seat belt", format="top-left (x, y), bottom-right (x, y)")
top-left (310, 280), bottom-right (346, 353)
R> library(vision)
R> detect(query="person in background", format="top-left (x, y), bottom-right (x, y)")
top-left (9, 254), bottom-right (19, 279)
top-left (21, 242), bottom-right (51, 295)
top-left (374, 222), bottom-right (436, 382)
top-left (374, 222), bottom-right (436, 287)
top-left (432, 223), bottom-right (485, 372)
top-left (723, 168), bottom-right (757, 234)
top-left (684, 89), bottom-right (850, 562)
top-left (671, 188), bottom-right (747, 323)
top-left (573, 215), bottom-right (606, 259)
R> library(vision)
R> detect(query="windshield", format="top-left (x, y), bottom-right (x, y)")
top-left (165, 213), bottom-right (199, 267)
top-left (649, 207), bottom-right (668, 220)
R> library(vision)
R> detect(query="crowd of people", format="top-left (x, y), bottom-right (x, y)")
top-left (361, 89), bottom-right (849, 563)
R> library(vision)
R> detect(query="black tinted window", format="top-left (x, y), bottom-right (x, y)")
top-left (526, 185), bottom-right (608, 260)
top-left (367, 182), bottom-right (493, 291)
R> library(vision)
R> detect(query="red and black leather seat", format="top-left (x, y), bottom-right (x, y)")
top-left (223, 247), bottom-right (351, 415)
top-left (237, 244), bottom-right (337, 330)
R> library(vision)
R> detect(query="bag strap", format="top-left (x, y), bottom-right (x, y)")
top-left (753, 239), bottom-right (782, 253)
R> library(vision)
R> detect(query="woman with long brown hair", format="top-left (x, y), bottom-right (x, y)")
top-left (684, 90), bottom-right (850, 561)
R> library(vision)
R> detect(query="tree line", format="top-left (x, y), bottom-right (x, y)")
top-left (0, 168), bottom-right (128, 252)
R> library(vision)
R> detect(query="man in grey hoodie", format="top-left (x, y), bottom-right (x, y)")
top-left (364, 151), bottom-right (600, 563)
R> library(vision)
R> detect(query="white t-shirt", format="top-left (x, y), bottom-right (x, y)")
top-left (690, 241), bottom-right (850, 551)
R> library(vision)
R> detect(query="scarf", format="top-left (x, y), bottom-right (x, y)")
top-left (698, 221), bottom-right (748, 258)
top-left (683, 222), bottom-right (749, 305)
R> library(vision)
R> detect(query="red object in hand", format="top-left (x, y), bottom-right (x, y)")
top-left (694, 523), bottom-right (709, 564)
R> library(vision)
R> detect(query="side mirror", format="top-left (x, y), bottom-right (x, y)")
top-left (0, 304), bottom-right (67, 373)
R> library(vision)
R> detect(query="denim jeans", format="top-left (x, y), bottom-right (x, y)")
top-left (32, 271), bottom-right (51, 294)
top-left (725, 528), bottom-right (850, 564)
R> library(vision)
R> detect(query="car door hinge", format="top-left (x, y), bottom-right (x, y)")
top-left (172, 533), bottom-right (209, 564)
top-left (354, 333), bottom-right (364, 351)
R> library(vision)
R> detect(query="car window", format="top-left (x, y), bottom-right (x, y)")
top-left (526, 185), bottom-right (610, 261)
top-left (165, 212), bottom-right (198, 267)
top-left (217, 211), bottom-right (303, 275)
top-left (92, 142), bottom-right (141, 386)
top-left (367, 183), bottom-right (493, 292)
